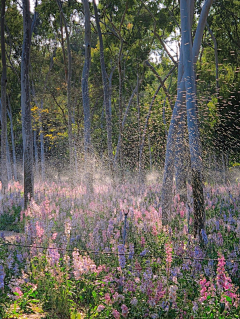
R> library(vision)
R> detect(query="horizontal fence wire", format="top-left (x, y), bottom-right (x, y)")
top-left (0, 240), bottom-right (240, 262)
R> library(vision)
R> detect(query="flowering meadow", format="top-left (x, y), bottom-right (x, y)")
top-left (0, 179), bottom-right (240, 318)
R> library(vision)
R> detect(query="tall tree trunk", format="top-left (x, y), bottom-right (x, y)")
top-left (56, 0), bottom-right (73, 179)
top-left (0, 99), bottom-right (12, 182)
top-left (148, 134), bottom-right (152, 170)
top-left (174, 105), bottom-right (188, 203)
top-left (1, 0), bottom-right (8, 192)
top-left (21, 0), bottom-right (34, 208)
top-left (7, 96), bottom-right (17, 181)
top-left (93, 0), bottom-right (113, 171)
top-left (39, 100), bottom-right (45, 180)
top-left (118, 39), bottom-right (124, 178)
top-left (82, 0), bottom-right (93, 193)
top-left (33, 127), bottom-right (39, 178)
top-left (180, 0), bottom-right (205, 237)
top-left (6, 137), bottom-right (12, 181)
top-left (161, 0), bottom-right (213, 222)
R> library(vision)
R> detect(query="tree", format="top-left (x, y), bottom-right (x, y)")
top-left (180, 0), bottom-right (205, 237)
top-left (56, 0), bottom-right (74, 178)
top-left (161, 0), bottom-right (214, 238)
top-left (93, 0), bottom-right (113, 172)
top-left (1, 0), bottom-right (8, 192)
top-left (82, 0), bottom-right (93, 193)
top-left (21, 0), bottom-right (34, 208)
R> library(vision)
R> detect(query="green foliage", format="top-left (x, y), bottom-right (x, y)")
top-left (0, 205), bottom-right (23, 233)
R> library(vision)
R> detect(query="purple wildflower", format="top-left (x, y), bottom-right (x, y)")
top-left (129, 243), bottom-right (134, 260)
top-left (0, 265), bottom-right (5, 289)
top-left (118, 244), bottom-right (126, 268)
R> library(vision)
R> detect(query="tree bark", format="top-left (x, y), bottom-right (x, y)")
top-left (21, 0), bottom-right (34, 208)
top-left (1, 0), bottom-right (8, 192)
top-left (82, 0), bottom-right (93, 193)
top-left (180, 0), bottom-right (205, 237)
top-left (33, 127), bottom-right (39, 178)
top-left (6, 135), bottom-right (12, 181)
top-left (93, 0), bottom-right (113, 171)
top-left (7, 96), bottom-right (17, 181)
top-left (161, 0), bottom-right (213, 222)
top-left (174, 41), bottom-right (188, 203)
top-left (56, 0), bottom-right (74, 178)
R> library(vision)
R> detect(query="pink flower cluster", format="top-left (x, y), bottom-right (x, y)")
top-left (72, 249), bottom-right (97, 280)
top-left (199, 277), bottom-right (216, 303)
top-left (199, 254), bottom-right (239, 308)
top-left (216, 254), bottom-right (239, 306)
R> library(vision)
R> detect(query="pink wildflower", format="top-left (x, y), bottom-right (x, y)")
top-left (104, 293), bottom-right (112, 305)
top-left (97, 304), bottom-right (105, 312)
top-left (12, 287), bottom-right (23, 299)
top-left (121, 304), bottom-right (129, 318)
top-left (52, 232), bottom-right (58, 240)
top-left (112, 309), bottom-right (120, 319)
top-left (199, 277), bottom-right (209, 303)
top-left (216, 254), bottom-right (239, 305)
top-left (36, 221), bottom-right (44, 239)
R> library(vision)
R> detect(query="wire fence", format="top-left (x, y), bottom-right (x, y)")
top-left (1, 240), bottom-right (240, 263)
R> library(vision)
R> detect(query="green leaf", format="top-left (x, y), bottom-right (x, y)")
top-left (224, 295), bottom-right (232, 302)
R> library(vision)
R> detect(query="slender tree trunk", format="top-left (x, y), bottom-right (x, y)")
top-left (175, 107), bottom-right (188, 203)
top-left (6, 136), bottom-right (12, 181)
top-left (0, 99), bottom-right (12, 182)
top-left (161, 79), bottom-right (185, 220)
top-left (33, 128), bottom-right (39, 178)
top-left (118, 39), bottom-right (124, 178)
top-left (56, 0), bottom-right (74, 178)
top-left (82, 0), bottom-right (93, 193)
top-left (161, 0), bottom-right (213, 222)
top-left (108, 65), bottom-right (116, 120)
top-left (21, 0), bottom-right (34, 208)
top-left (137, 72), bottom-right (140, 163)
top-left (174, 43), bottom-right (189, 203)
top-left (148, 134), bottom-right (152, 170)
top-left (181, 0), bottom-right (205, 237)
top-left (93, 0), bottom-right (113, 171)
top-left (7, 96), bottom-right (17, 180)
top-left (39, 100), bottom-right (45, 180)
top-left (1, 0), bottom-right (8, 192)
